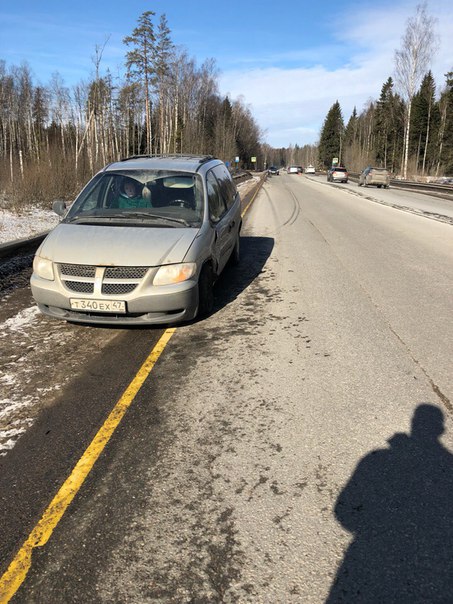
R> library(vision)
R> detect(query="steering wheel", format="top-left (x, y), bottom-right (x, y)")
top-left (168, 199), bottom-right (192, 209)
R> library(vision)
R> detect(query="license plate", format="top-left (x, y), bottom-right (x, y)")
top-left (70, 298), bottom-right (126, 313)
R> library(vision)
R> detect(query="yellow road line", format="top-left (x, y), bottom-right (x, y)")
top-left (0, 178), bottom-right (262, 602)
top-left (0, 328), bottom-right (175, 603)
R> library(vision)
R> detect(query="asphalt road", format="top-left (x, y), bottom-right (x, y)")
top-left (1, 173), bottom-right (453, 603)
top-left (315, 173), bottom-right (453, 224)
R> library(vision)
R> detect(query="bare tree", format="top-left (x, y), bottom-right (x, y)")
top-left (49, 72), bottom-right (71, 161)
top-left (0, 8), bottom-right (267, 205)
top-left (394, 2), bottom-right (437, 178)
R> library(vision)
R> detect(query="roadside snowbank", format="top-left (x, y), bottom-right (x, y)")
top-left (0, 207), bottom-right (59, 244)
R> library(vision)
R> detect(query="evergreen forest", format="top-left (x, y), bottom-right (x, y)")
top-left (313, 71), bottom-right (453, 178)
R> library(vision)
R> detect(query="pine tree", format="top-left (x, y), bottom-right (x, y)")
top-left (374, 78), bottom-right (396, 167)
top-left (344, 107), bottom-right (358, 147)
top-left (124, 11), bottom-right (157, 154)
top-left (411, 71), bottom-right (437, 174)
top-left (154, 14), bottom-right (174, 153)
top-left (437, 71), bottom-right (453, 175)
top-left (318, 101), bottom-right (345, 167)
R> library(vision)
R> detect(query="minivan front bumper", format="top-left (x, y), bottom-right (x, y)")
top-left (31, 273), bottom-right (199, 325)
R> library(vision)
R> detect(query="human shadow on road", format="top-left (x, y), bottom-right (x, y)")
top-left (327, 404), bottom-right (453, 603)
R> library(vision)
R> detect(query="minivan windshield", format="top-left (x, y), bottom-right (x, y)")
top-left (65, 170), bottom-right (204, 227)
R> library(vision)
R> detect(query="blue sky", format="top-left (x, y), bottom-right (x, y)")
top-left (1, 0), bottom-right (452, 147)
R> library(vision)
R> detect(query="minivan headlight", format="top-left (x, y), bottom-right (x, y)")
top-left (153, 263), bottom-right (196, 286)
top-left (33, 255), bottom-right (54, 281)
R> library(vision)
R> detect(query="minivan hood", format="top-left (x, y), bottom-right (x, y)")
top-left (38, 223), bottom-right (199, 266)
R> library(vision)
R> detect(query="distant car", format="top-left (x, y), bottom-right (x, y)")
top-left (30, 155), bottom-right (242, 325)
top-left (288, 165), bottom-right (299, 174)
top-left (268, 166), bottom-right (280, 175)
top-left (305, 165), bottom-right (316, 174)
top-left (358, 167), bottom-right (390, 188)
top-left (327, 166), bottom-right (348, 183)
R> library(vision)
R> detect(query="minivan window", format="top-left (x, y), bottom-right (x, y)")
top-left (206, 170), bottom-right (227, 222)
top-left (212, 164), bottom-right (237, 209)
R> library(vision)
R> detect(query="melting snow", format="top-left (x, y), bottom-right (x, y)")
top-left (2, 306), bottom-right (40, 332)
top-left (0, 306), bottom-right (42, 454)
top-left (0, 207), bottom-right (59, 244)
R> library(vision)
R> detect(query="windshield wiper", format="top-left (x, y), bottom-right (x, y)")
top-left (65, 215), bottom-right (104, 223)
top-left (122, 212), bottom-right (194, 226)
top-left (66, 212), bottom-right (192, 227)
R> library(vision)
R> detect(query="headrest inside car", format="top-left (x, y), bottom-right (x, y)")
top-left (163, 177), bottom-right (194, 189)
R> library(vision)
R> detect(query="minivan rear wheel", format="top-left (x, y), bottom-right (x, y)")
top-left (198, 264), bottom-right (214, 317)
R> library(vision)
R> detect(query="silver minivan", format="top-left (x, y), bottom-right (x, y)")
top-left (30, 155), bottom-right (242, 325)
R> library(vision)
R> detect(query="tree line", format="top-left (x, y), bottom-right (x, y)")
top-left (317, 4), bottom-right (453, 179)
top-left (0, 10), bottom-right (262, 206)
top-left (316, 70), bottom-right (453, 179)
top-left (2, 4), bottom-right (452, 210)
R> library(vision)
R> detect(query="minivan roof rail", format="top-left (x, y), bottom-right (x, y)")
top-left (118, 154), bottom-right (217, 164)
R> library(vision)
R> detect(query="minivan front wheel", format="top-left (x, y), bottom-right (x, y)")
top-left (198, 264), bottom-right (214, 317)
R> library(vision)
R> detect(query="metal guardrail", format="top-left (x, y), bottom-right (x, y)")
top-left (388, 180), bottom-right (453, 196)
top-left (232, 170), bottom-right (254, 185)
top-left (0, 232), bottom-right (48, 260)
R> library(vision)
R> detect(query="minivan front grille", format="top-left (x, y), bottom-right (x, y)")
top-left (102, 283), bottom-right (137, 295)
top-left (60, 263), bottom-right (96, 278)
top-left (58, 264), bottom-right (150, 297)
top-left (104, 267), bottom-right (148, 279)
top-left (65, 281), bottom-right (94, 293)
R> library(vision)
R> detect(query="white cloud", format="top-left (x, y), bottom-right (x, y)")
top-left (219, 1), bottom-right (453, 148)
top-left (220, 63), bottom-right (387, 147)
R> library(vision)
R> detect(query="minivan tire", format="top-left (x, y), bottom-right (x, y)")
top-left (198, 263), bottom-right (214, 317)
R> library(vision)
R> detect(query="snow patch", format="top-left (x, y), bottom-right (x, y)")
top-left (0, 206), bottom-right (59, 244)
top-left (1, 306), bottom-right (40, 333)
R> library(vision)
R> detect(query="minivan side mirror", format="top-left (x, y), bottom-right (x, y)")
top-left (52, 200), bottom-right (67, 217)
